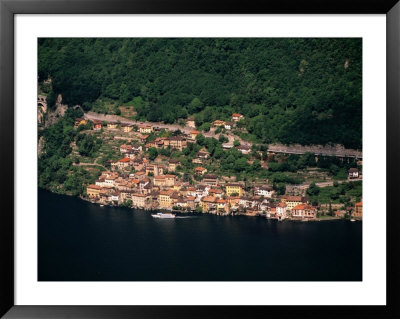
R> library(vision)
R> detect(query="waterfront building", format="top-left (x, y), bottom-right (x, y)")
top-left (227, 196), bottom-right (241, 207)
top-left (291, 204), bottom-right (317, 220)
top-left (276, 202), bottom-right (288, 220)
top-left (86, 184), bottom-right (102, 199)
top-left (131, 193), bottom-right (149, 208)
top-left (266, 207), bottom-right (277, 219)
top-left (280, 195), bottom-right (308, 210)
top-left (110, 190), bottom-right (120, 203)
top-left (158, 190), bottom-right (174, 209)
top-left (186, 196), bottom-right (196, 210)
top-left (216, 199), bottom-right (229, 214)
top-left (353, 201), bottom-right (363, 219)
top-left (201, 196), bottom-right (217, 213)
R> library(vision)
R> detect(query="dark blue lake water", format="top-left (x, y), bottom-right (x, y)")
top-left (38, 188), bottom-right (362, 281)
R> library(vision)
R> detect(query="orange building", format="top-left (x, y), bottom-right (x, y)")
top-left (353, 202), bottom-right (363, 219)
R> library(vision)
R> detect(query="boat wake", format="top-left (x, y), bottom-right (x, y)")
top-left (175, 216), bottom-right (198, 219)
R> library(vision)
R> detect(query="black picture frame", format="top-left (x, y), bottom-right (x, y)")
top-left (1, 0), bottom-right (399, 318)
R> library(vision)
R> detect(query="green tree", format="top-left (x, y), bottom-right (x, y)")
top-left (307, 182), bottom-right (320, 196)
top-left (148, 147), bottom-right (158, 160)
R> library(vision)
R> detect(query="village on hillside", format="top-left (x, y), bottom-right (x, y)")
top-left (67, 110), bottom-right (363, 222)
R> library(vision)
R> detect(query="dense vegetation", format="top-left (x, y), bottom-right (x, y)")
top-left (38, 108), bottom-right (104, 195)
top-left (38, 38), bottom-right (362, 148)
top-left (307, 180), bottom-right (362, 206)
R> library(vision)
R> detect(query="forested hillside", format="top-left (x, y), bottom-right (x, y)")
top-left (38, 38), bottom-right (362, 149)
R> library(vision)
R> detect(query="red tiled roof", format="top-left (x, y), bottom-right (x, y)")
top-left (202, 196), bottom-right (216, 203)
top-left (209, 189), bottom-right (222, 193)
top-left (159, 190), bottom-right (173, 196)
top-left (292, 204), bottom-right (316, 211)
top-left (87, 184), bottom-right (102, 190)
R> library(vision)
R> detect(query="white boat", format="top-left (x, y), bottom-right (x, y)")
top-left (350, 219), bottom-right (356, 222)
top-left (152, 212), bottom-right (176, 219)
top-left (100, 204), bottom-right (104, 207)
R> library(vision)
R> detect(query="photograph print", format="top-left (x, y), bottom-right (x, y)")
top-left (37, 38), bottom-right (362, 281)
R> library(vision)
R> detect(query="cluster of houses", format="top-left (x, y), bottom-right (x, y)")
top-left (86, 142), bottom-right (363, 220)
top-left (211, 113), bottom-right (244, 131)
top-left (78, 112), bottom-right (362, 221)
top-left (187, 113), bottom-right (244, 131)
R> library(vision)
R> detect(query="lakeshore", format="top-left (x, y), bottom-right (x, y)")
top-left (80, 193), bottom-right (358, 222)
top-left (39, 188), bottom-right (362, 281)
top-left (39, 96), bottom-right (362, 222)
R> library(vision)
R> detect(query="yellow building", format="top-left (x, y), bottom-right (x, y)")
top-left (122, 124), bottom-right (133, 132)
top-left (280, 195), bottom-right (307, 210)
top-left (74, 118), bottom-right (87, 128)
top-left (225, 183), bottom-right (243, 196)
top-left (158, 190), bottom-right (173, 208)
top-left (165, 136), bottom-right (187, 151)
top-left (107, 122), bottom-right (118, 129)
top-left (86, 184), bottom-right (102, 199)
top-left (216, 199), bottom-right (229, 214)
top-left (190, 130), bottom-right (200, 139)
top-left (213, 120), bottom-right (226, 127)
top-left (139, 124), bottom-right (153, 134)
top-left (201, 196), bottom-right (217, 213)
top-left (154, 175), bottom-right (176, 187)
top-left (168, 159), bottom-right (180, 172)
top-left (131, 193), bottom-right (148, 208)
